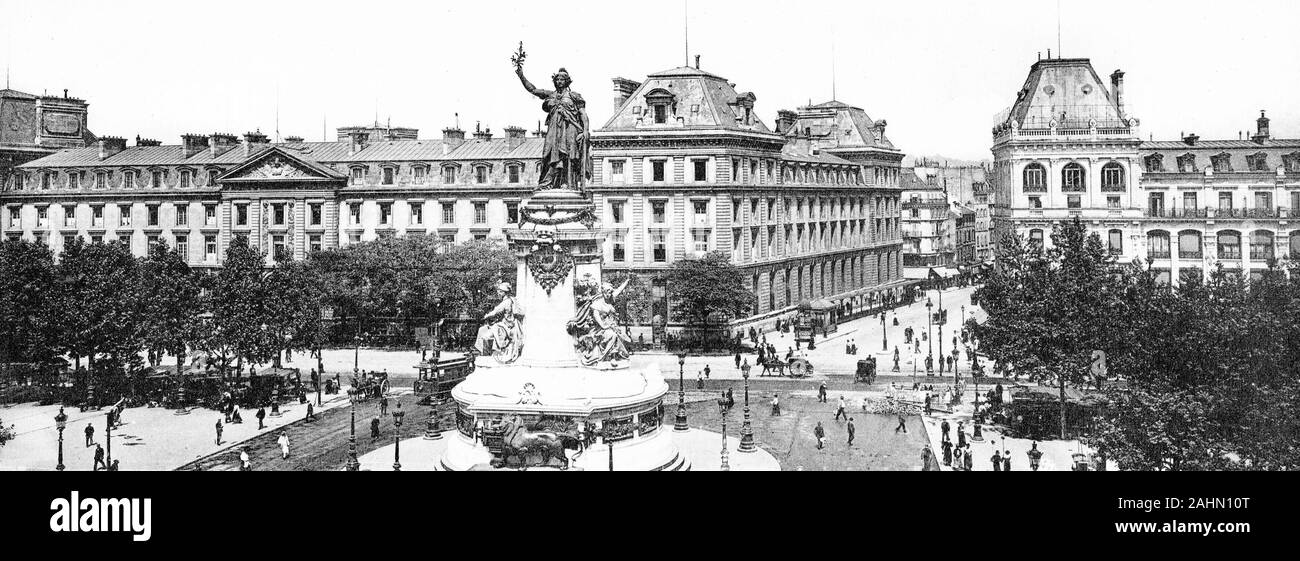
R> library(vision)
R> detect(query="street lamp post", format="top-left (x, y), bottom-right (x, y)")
top-left (937, 288), bottom-right (945, 376)
top-left (674, 353), bottom-right (688, 431)
top-left (925, 298), bottom-right (933, 376)
top-left (353, 334), bottom-right (362, 378)
top-left (346, 389), bottom-right (360, 471)
top-left (739, 362), bottom-right (755, 453)
top-left (55, 407), bottom-right (67, 472)
top-left (881, 312), bottom-right (888, 351)
top-left (719, 400), bottom-right (730, 471)
top-left (392, 401), bottom-right (405, 471)
top-left (105, 412), bottom-right (113, 467)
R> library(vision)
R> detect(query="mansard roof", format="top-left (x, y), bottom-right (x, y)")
top-left (1001, 58), bottom-right (1124, 129)
top-left (784, 100), bottom-right (898, 152)
top-left (600, 66), bottom-right (775, 134)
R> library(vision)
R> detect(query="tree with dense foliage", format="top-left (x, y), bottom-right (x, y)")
top-left (604, 271), bottom-right (653, 325)
top-left (666, 251), bottom-right (754, 349)
top-left (203, 236), bottom-right (278, 372)
top-left (0, 239), bottom-right (59, 365)
top-left (140, 243), bottom-right (202, 380)
top-left (51, 239), bottom-right (145, 376)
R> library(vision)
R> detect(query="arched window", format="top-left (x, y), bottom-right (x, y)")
top-left (1250, 230), bottom-right (1275, 260)
top-left (1101, 162), bottom-right (1125, 191)
top-left (1147, 230), bottom-right (1170, 259)
top-left (1217, 230), bottom-right (1241, 260)
top-left (1022, 163), bottom-right (1047, 192)
top-left (1061, 163), bottom-right (1086, 191)
top-left (1178, 230), bottom-right (1202, 259)
top-left (1290, 231), bottom-right (1300, 260)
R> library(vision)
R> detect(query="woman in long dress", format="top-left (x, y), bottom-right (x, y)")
top-left (515, 62), bottom-right (591, 191)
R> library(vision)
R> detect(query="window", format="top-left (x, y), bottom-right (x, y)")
top-left (272, 203), bottom-right (286, 225)
top-left (612, 231), bottom-right (625, 262)
top-left (653, 104), bottom-right (667, 124)
top-left (175, 205), bottom-right (188, 227)
top-left (175, 235), bottom-right (188, 258)
top-left (1148, 231), bottom-right (1171, 259)
top-left (1250, 230), bottom-right (1274, 260)
top-left (236, 203), bottom-right (249, 226)
top-left (410, 204), bottom-right (423, 225)
top-left (694, 159), bottom-right (707, 182)
top-left (208, 169), bottom-right (220, 185)
top-left (309, 203), bottom-right (322, 226)
top-left (473, 202), bottom-right (487, 224)
top-left (95, 172), bottom-right (107, 190)
top-left (1285, 153), bottom-right (1300, 173)
top-left (651, 200), bottom-right (666, 223)
top-left (1108, 229), bottom-right (1123, 255)
top-left (63, 205), bottom-right (76, 228)
top-left (1217, 231), bottom-right (1241, 260)
top-left (204, 235), bottom-right (218, 260)
top-left (609, 200), bottom-right (625, 224)
top-left (1101, 163), bottom-right (1125, 191)
top-left (1179, 231), bottom-right (1202, 259)
top-left (1148, 193), bottom-right (1165, 216)
top-left (351, 167), bottom-right (366, 185)
top-left (349, 204), bottom-right (360, 225)
top-left (503, 164), bottom-right (519, 184)
top-left (693, 230), bottom-right (710, 253)
top-left (1211, 153), bottom-right (1232, 173)
top-left (652, 160), bottom-right (666, 182)
top-left (652, 232), bottom-right (667, 262)
top-left (440, 233), bottom-right (455, 244)
top-left (1067, 195), bottom-right (1081, 209)
top-left (380, 203), bottom-right (392, 225)
top-left (382, 167), bottom-right (395, 185)
top-left (475, 166), bottom-right (489, 184)
top-left (147, 205), bottom-right (159, 226)
top-left (1107, 196), bottom-right (1121, 209)
top-left (442, 166), bottom-right (456, 184)
top-left (92, 206), bottom-right (103, 227)
top-left (122, 171), bottom-right (135, 188)
top-left (349, 232), bottom-right (362, 244)
top-left (413, 166), bottom-right (427, 184)
top-left (1248, 153), bottom-right (1268, 172)
top-left (910, 208), bottom-right (919, 218)
top-left (1177, 154), bottom-right (1198, 173)
top-left (1291, 232), bottom-right (1300, 260)
top-left (610, 160), bottom-right (625, 182)
top-left (1218, 192), bottom-right (1234, 211)
top-left (151, 170), bottom-right (163, 188)
top-left (1028, 196), bottom-right (1042, 209)
top-left (1028, 229), bottom-right (1044, 253)
top-left (309, 234), bottom-right (323, 254)
top-left (1255, 192), bottom-right (1273, 214)
top-left (272, 235), bottom-right (288, 262)
top-left (1292, 192), bottom-right (1300, 214)
top-left (180, 170), bottom-right (193, 188)
top-left (1061, 163), bottom-right (1086, 191)
top-left (1144, 154), bottom-right (1165, 172)
top-left (203, 205), bottom-right (216, 226)
top-left (441, 203), bottom-right (455, 224)
top-left (118, 205), bottom-right (132, 227)
top-left (506, 202), bottom-right (519, 225)
top-left (147, 234), bottom-right (160, 249)
top-left (40, 172), bottom-right (52, 190)
top-left (692, 200), bottom-right (708, 226)
top-left (69, 172), bottom-right (79, 189)
top-left (7, 207), bottom-right (18, 228)
top-left (1183, 193), bottom-right (1198, 213)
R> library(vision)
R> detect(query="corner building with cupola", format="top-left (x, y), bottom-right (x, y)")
top-left (991, 56), bottom-right (1300, 284)
top-left (3, 63), bottom-right (907, 331)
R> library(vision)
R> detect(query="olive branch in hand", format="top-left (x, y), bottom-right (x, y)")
top-left (511, 41), bottom-right (527, 69)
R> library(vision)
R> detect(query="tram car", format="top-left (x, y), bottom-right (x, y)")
top-left (414, 353), bottom-right (475, 405)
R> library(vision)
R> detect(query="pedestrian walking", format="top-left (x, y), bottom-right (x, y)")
top-left (93, 444), bottom-right (106, 471)
top-left (770, 394), bottom-right (781, 416)
top-left (84, 423), bottom-right (94, 447)
top-left (256, 407), bottom-right (266, 430)
top-left (277, 432), bottom-right (290, 460)
top-left (951, 445), bottom-right (964, 470)
top-left (894, 412), bottom-right (907, 433)
top-left (813, 421), bottom-right (826, 450)
top-left (940, 419), bottom-right (950, 442)
top-left (215, 419), bottom-right (223, 445)
top-left (957, 421), bottom-right (967, 447)
top-left (697, 372), bottom-right (704, 389)
top-left (991, 450), bottom-right (1002, 471)
top-left (834, 396), bottom-right (848, 421)
top-left (306, 402), bottom-right (315, 422)
top-left (703, 365), bottom-right (710, 379)
top-left (818, 383), bottom-right (827, 403)
top-left (371, 416), bottom-right (381, 440)
top-left (239, 449), bottom-right (251, 471)
top-left (107, 459), bottom-right (120, 472)
top-left (1003, 451), bottom-right (1012, 471)
top-left (734, 352), bottom-right (742, 370)
top-left (380, 396), bottom-right (389, 417)
top-left (963, 445), bottom-right (973, 471)
top-left (847, 418), bottom-right (856, 446)
top-left (941, 440), bottom-right (953, 465)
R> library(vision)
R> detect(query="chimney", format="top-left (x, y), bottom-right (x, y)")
top-left (695, 54), bottom-right (701, 70)
top-left (612, 77), bottom-right (641, 112)
top-left (242, 130), bottom-right (269, 157)
top-left (136, 136), bottom-right (161, 147)
top-left (1183, 133), bottom-right (1199, 146)
top-left (872, 120), bottom-right (888, 143)
top-left (97, 136), bottom-right (127, 160)
top-left (1110, 70), bottom-right (1125, 119)
top-left (209, 133), bottom-right (239, 157)
top-left (1253, 110), bottom-right (1270, 143)
top-left (504, 126), bottom-right (526, 150)
top-left (472, 123), bottom-right (493, 141)
top-left (181, 134), bottom-right (210, 158)
top-left (776, 109), bottom-right (797, 134)
top-left (284, 135), bottom-right (304, 143)
top-left (348, 131), bottom-right (370, 155)
top-left (442, 126), bottom-right (465, 147)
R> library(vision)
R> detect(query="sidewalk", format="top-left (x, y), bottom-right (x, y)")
top-left (919, 395), bottom-right (1100, 472)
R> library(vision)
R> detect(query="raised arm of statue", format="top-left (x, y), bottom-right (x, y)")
top-left (515, 66), bottom-right (550, 100)
top-left (611, 278), bottom-right (630, 300)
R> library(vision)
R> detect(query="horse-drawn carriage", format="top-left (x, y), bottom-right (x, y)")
top-left (855, 357), bottom-right (878, 384)
top-left (759, 355), bottom-right (813, 378)
top-left (413, 353), bottom-right (474, 405)
top-left (351, 371), bottom-right (389, 401)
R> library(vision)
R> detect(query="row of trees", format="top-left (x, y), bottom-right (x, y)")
top-left (973, 219), bottom-right (1300, 470)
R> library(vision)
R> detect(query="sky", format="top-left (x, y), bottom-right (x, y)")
top-left (2, 0), bottom-right (1297, 161)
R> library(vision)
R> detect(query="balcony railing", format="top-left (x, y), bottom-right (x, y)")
top-left (1144, 207), bottom-right (1291, 219)
top-left (1179, 250), bottom-right (1203, 259)
top-left (1147, 250), bottom-right (1171, 259)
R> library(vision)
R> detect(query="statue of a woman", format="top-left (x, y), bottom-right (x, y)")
top-left (474, 282), bottom-right (524, 364)
top-left (568, 278), bottom-right (631, 367)
top-left (513, 44), bottom-right (591, 191)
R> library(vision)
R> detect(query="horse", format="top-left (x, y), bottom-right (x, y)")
top-left (496, 417), bottom-right (576, 470)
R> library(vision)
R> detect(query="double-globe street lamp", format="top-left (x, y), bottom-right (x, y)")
top-left (738, 362), bottom-right (755, 453)
top-left (392, 401), bottom-right (405, 471)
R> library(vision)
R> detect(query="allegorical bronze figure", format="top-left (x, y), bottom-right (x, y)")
top-left (512, 42), bottom-right (591, 192)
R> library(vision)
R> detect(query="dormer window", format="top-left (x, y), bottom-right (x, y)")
top-left (1211, 153), bottom-right (1232, 173)
top-left (179, 169), bottom-right (193, 188)
top-left (1144, 154), bottom-right (1164, 172)
top-left (95, 172), bottom-right (109, 190)
top-left (507, 164), bottom-right (521, 184)
top-left (474, 165), bottom-right (489, 184)
top-left (1177, 153), bottom-right (1198, 173)
top-left (122, 170), bottom-right (136, 188)
top-left (68, 171), bottom-right (80, 189)
top-left (653, 104), bottom-right (668, 124)
top-left (442, 165), bottom-right (457, 184)
top-left (1284, 152), bottom-right (1300, 173)
top-left (350, 166), bottom-right (366, 185)
top-left (412, 166), bottom-right (427, 184)
top-left (208, 169), bottom-right (221, 185)
top-left (1247, 152), bottom-right (1268, 172)
top-left (644, 88), bottom-right (676, 125)
top-left (381, 166), bottom-right (396, 185)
